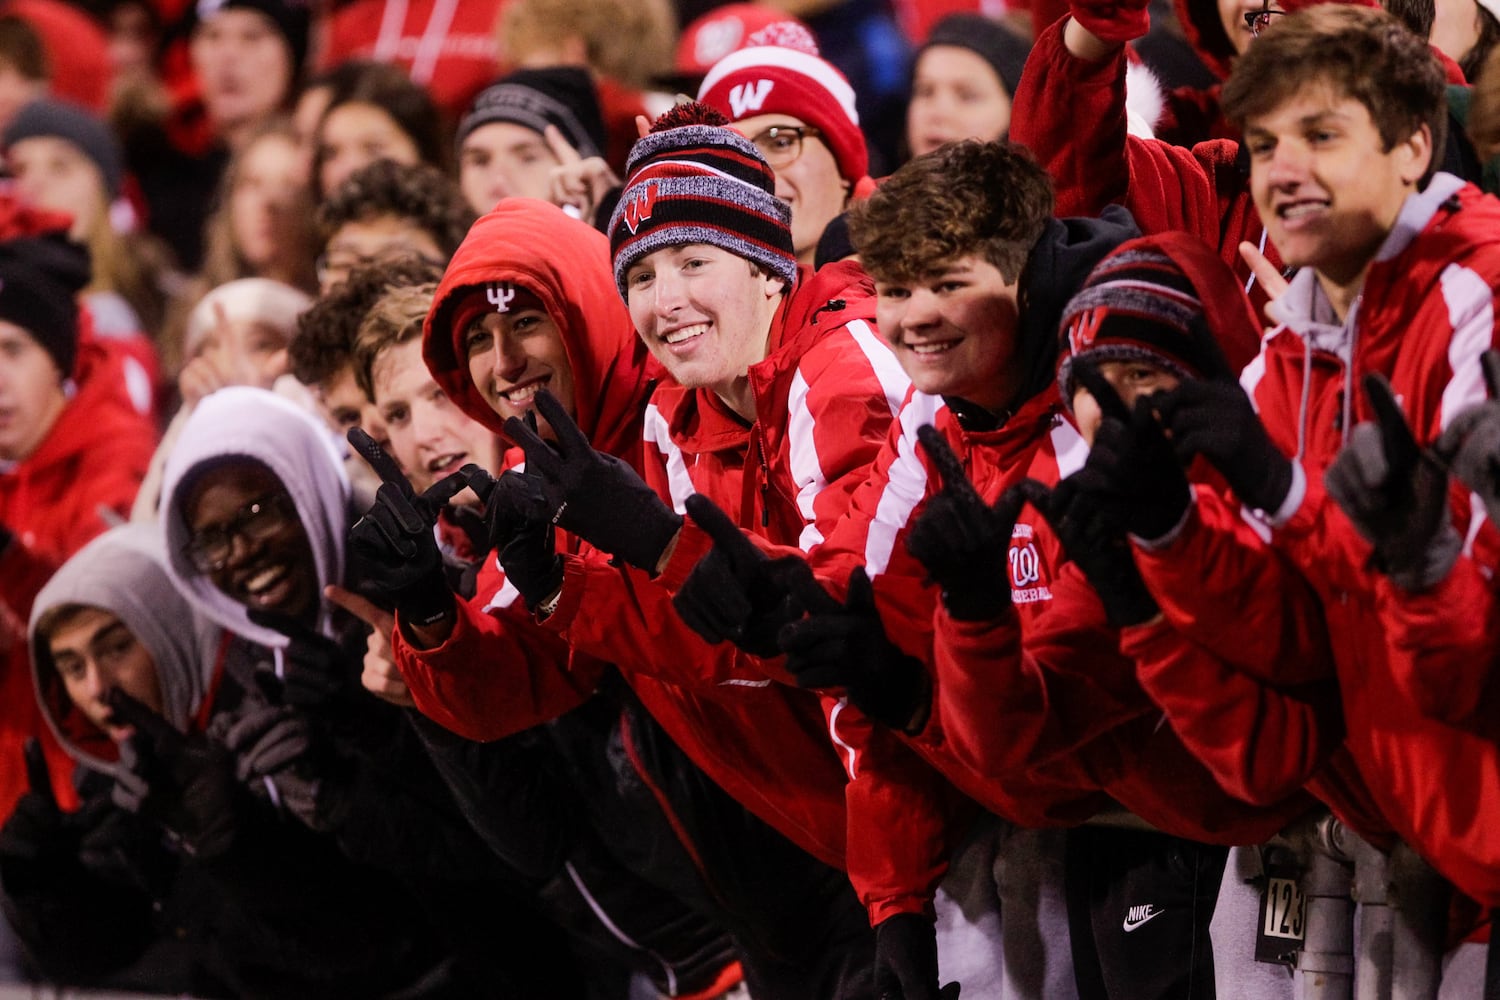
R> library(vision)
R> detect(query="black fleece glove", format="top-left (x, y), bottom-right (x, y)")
top-left (246, 609), bottom-right (363, 713)
top-left (905, 425), bottom-right (1027, 622)
top-left (107, 689), bottom-right (244, 860)
top-left (209, 702), bottom-right (325, 829)
top-left (346, 427), bottom-right (468, 627)
top-left (1325, 373), bottom-right (1460, 592)
top-left (778, 567), bottom-right (930, 733)
top-left (874, 913), bottom-right (961, 1000)
top-left (1434, 348), bottom-right (1500, 526)
top-left (1146, 379), bottom-right (1294, 515)
top-left (504, 389), bottom-right (682, 573)
top-left (475, 463), bottom-right (566, 612)
top-left (1072, 361), bottom-right (1192, 542)
top-left (1018, 476), bottom-right (1160, 628)
top-left (672, 493), bottom-right (824, 657)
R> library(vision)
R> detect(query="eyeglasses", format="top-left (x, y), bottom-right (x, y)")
top-left (183, 493), bottom-right (295, 573)
top-left (1244, 7), bottom-right (1285, 36)
top-left (749, 125), bottom-right (823, 170)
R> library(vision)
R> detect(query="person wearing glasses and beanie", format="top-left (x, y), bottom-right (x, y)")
top-left (697, 28), bottom-right (877, 269)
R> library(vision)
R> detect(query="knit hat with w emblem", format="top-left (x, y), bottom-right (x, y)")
top-left (1055, 232), bottom-right (1262, 407)
top-left (607, 101), bottom-right (797, 300)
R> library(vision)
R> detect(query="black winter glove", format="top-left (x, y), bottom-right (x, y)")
top-left (346, 427), bottom-right (469, 627)
top-left (672, 493), bottom-right (825, 657)
top-left (503, 389), bottom-right (682, 573)
top-left (246, 609), bottom-right (363, 713)
top-left (1072, 361), bottom-right (1192, 542)
top-left (874, 913), bottom-right (961, 1000)
top-left (905, 425), bottom-right (1027, 622)
top-left (778, 567), bottom-right (931, 733)
top-left (209, 703), bottom-right (326, 829)
top-left (0, 739), bottom-right (72, 887)
top-left (1018, 476), bottom-right (1160, 628)
top-left (475, 463), bottom-right (566, 612)
top-left (1147, 379), bottom-right (1294, 515)
top-left (107, 689), bottom-right (244, 860)
top-left (1325, 373), bottom-right (1460, 592)
top-left (1434, 348), bottom-right (1500, 527)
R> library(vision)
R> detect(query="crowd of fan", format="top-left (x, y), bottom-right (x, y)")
top-left (0, 0), bottom-right (1499, 997)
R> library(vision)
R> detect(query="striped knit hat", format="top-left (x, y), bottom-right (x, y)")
top-left (1055, 240), bottom-right (1234, 406)
top-left (608, 102), bottom-right (797, 300)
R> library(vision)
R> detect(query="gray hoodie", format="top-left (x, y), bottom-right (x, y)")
top-left (29, 523), bottom-right (224, 783)
top-left (158, 387), bottom-right (351, 651)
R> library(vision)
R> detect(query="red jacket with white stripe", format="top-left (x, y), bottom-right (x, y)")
top-left (541, 261), bottom-right (971, 921)
top-left (806, 387), bottom-right (1310, 844)
top-left (1137, 175), bottom-right (1500, 904)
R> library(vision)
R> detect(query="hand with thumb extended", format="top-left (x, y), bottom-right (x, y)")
top-left (346, 426), bottom-right (467, 627)
top-left (106, 689), bottom-right (243, 859)
top-left (905, 424), bottom-right (1026, 622)
top-left (1325, 373), bottom-right (1458, 591)
top-left (779, 567), bottom-right (932, 734)
top-left (672, 493), bottom-right (828, 657)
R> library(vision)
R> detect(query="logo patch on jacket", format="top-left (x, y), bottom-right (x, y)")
top-left (1008, 522), bottom-right (1052, 604)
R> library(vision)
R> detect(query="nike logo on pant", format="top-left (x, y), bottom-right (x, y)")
top-left (1123, 904), bottom-right (1164, 932)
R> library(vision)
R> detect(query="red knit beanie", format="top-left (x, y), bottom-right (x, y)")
top-left (697, 43), bottom-right (868, 185)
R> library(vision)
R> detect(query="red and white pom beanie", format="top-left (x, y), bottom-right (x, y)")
top-left (697, 43), bottom-right (869, 186)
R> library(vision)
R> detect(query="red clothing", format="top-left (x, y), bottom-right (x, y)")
top-left (808, 386), bottom-right (1310, 845)
top-left (543, 261), bottom-right (967, 922)
top-left (1011, 21), bottom-right (1284, 317)
top-left (1139, 175), bottom-right (1500, 904)
top-left (320, 0), bottom-right (505, 120)
top-left (0, 334), bottom-right (156, 816)
top-left (3, 0), bottom-right (110, 113)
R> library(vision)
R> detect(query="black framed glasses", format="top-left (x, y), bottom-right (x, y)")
top-left (1244, 7), bottom-right (1285, 36)
top-left (183, 493), bottom-right (295, 573)
top-left (749, 125), bottom-right (823, 169)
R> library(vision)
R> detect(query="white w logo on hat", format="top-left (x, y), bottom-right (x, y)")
top-left (729, 80), bottom-right (774, 118)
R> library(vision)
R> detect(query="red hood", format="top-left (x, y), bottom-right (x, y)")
top-left (423, 198), bottom-right (659, 460)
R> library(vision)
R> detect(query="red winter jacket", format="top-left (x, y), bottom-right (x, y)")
top-left (542, 260), bottom-right (970, 922)
top-left (1011, 21), bottom-right (1284, 317)
top-left (0, 333), bottom-right (156, 816)
top-left (1138, 175), bottom-right (1500, 904)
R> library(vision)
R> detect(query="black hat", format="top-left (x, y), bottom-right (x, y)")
top-left (456, 67), bottom-right (606, 160)
top-left (191, 0), bottom-right (311, 73)
top-left (920, 14), bottom-right (1031, 98)
top-left (0, 229), bottom-right (91, 377)
top-left (4, 98), bottom-right (125, 199)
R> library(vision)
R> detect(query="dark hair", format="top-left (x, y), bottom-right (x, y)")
top-left (1223, 5), bottom-right (1446, 181)
top-left (848, 139), bottom-right (1053, 284)
top-left (0, 15), bottom-right (47, 80)
top-left (288, 254), bottom-right (444, 390)
top-left (310, 60), bottom-right (448, 201)
top-left (317, 159), bottom-right (476, 261)
top-left (1383, 0), bottom-right (1435, 40)
top-left (1463, 2), bottom-right (1500, 84)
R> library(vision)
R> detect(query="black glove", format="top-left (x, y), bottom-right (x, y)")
top-left (1072, 361), bottom-right (1192, 542)
top-left (905, 425), bottom-right (1027, 621)
top-left (346, 427), bottom-right (469, 627)
top-left (1018, 476), bottom-right (1160, 627)
top-left (209, 702), bottom-right (326, 829)
top-left (107, 689), bottom-right (243, 860)
top-left (503, 389), bottom-right (682, 573)
top-left (246, 608), bottom-right (363, 713)
top-left (672, 493), bottom-right (825, 657)
top-left (477, 464), bottom-right (565, 611)
top-left (0, 739), bottom-right (70, 887)
top-left (874, 913), bottom-right (961, 1000)
top-left (778, 567), bottom-right (930, 733)
top-left (1434, 348), bottom-right (1500, 526)
top-left (1147, 379), bottom-right (1294, 515)
top-left (1325, 373), bottom-right (1460, 592)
